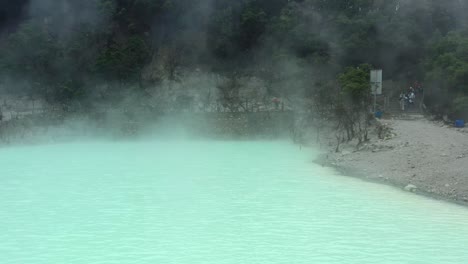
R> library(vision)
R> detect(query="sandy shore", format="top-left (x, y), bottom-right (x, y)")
top-left (319, 116), bottom-right (468, 205)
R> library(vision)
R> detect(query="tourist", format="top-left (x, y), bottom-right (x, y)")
top-left (399, 92), bottom-right (406, 111)
top-left (409, 92), bottom-right (415, 107)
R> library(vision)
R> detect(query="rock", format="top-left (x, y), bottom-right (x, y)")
top-left (441, 153), bottom-right (448, 157)
top-left (341, 150), bottom-right (352, 156)
top-left (457, 155), bottom-right (464, 159)
top-left (358, 144), bottom-right (369, 151)
top-left (404, 184), bottom-right (418, 192)
top-left (443, 115), bottom-right (450, 123)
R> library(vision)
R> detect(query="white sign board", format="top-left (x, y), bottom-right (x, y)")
top-left (370, 69), bottom-right (383, 95)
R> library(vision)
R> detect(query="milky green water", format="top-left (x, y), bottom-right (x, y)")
top-left (1, 141), bottom-right (468, 264)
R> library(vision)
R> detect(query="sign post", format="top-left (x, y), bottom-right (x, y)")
top-left (370, 69), bottom-right (383, 113)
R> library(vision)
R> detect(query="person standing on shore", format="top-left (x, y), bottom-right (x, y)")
top-left (399, 92), bottom-right (406, 111)
top-left (409, 91), bottom-right (416, 107)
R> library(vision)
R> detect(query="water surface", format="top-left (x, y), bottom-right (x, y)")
top-left (1, 141), bottom-right (468, 263)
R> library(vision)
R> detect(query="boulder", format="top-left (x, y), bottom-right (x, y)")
top-left (404, 184), bottom-right (418, 192)
top-left (341, 150), bottom-right (352, 156)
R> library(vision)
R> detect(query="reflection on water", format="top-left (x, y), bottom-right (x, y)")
top-left (1, 141), bottom-right (468, 264)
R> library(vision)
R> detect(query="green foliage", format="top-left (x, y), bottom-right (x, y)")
top-left (310, 0), bottom-right (374, 17)
top-left (338, 64), bottom-right (371, 103)
top-left (238, 4), bottom-right (267, 50)
top-left (96, 36), bottom-right (150, 83)
top-left (2, 23), bottom-right (57, 76)
top-left (453, 96), bottom-right (468, 116)
top-left (208, 6), bottom-right (239, 60)
top-left (336, 16), bottom-right (378, 66)
top-left (426, 32), bottom-right (468, 94)
top-left (2, 0), bottom-right (468, 112)
top-left (1, 22), bottom-right (61, 97)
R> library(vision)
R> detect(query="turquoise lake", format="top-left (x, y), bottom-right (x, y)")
top-left (1, 141), bottom-right (468, 263)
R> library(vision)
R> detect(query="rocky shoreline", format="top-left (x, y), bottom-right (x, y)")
top-left (317, 116), bottom-right (468, 206)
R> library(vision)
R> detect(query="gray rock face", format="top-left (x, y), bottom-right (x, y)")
top-left (404, 184), bottom-right (418, 192)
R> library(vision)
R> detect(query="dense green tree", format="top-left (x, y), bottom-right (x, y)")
top-left (424, 31), bottom-right (468, 117)
top-left (334, 64), bottom-right (372, 147)
top-left (1, 0), bottom-right (468, 118)
top-left (96, 36), bottom-right (150, 85)
top-left (339, 64), bottom-right (371, 102)
top-left (426, 32), bottom-right (468, 94)
top-left (1, 22), bottom-right (62, 98)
